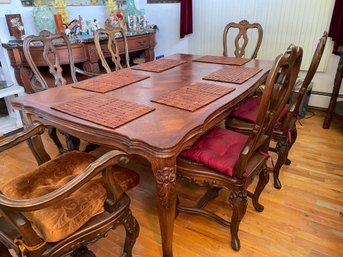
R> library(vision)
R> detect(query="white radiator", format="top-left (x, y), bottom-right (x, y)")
top-left (188, 0), bottom-right (334, 71)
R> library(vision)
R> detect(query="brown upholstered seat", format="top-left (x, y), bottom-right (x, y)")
top-left (0, 122), bottom-right (139, 257)
top-left (223, 20), bottom-right (263, 59)
top-left (176, 45), bottom-right (302, 251)
top-left (94, 27), bottom-right (130, 73)
top-left (225, 31), bottom-right (328, 189)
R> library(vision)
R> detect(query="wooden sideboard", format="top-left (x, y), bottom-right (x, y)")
top-left (2, 30), bottom-right (157, 93)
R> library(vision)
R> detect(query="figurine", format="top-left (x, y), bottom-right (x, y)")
top-left (91, 19), bottom-right (99, 33)
top-left (138, 15), bottom-right (145, 30)
top-left (128, 15), bottom-right (136, 30)
top-left (67, 19), bottom-right (80, 36)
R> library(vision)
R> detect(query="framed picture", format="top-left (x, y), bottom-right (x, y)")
top-left (147, 0), bottom-right (180, 3)
top-left (5, 14), bottom-right (25, 40)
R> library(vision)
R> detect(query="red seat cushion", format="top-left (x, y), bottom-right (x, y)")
top-left (230, 96), bottom-right (289, 124)
top-left (180, 127), bottom-right (248, 176)
top-left (230, 96), bottom-right (261, 122)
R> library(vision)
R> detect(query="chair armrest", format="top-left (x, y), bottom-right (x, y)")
top-left (0, 122), bottom-right (45, 153)
top-left (0, 150), bottom-right (129, 212)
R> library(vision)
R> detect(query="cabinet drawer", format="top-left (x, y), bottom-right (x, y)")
top-left (128, 35), bottom-right (150, 51)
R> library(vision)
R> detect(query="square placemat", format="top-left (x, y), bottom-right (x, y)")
top-left (131, 59), bottom-right (187, 73)
top-left (51, 94), bottom-right (155, 129)
top-left (72, 71), bottom-right (150, 93)
top-left (151, 82), bottom-right (235, 112)
top-left (203, 66), bottom-right (262, 84)
top-left (193, 55), bottom-right (251, 66)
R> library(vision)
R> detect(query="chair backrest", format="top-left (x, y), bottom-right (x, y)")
top-left (234, 45), bottom-right (303, 177)
top-left (23, 30), bottom-right (94, 93)
top-left (223, 20), bottom-right (263, 59)
top-left (94, 27), bottom-right (130, 73)
top-left (283, 31), bottom-right (328, 128)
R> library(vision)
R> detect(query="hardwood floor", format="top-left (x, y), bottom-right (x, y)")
top-left (1, 110), bottom-right (342, 257)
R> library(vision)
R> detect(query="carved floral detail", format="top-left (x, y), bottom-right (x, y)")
top-left (156, 166), bottom-right (176, 209)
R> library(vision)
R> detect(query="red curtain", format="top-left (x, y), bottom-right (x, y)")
top-left (328, 0), bottom-right (343, 54)
top-left (180, 0), bottom-right (193, 38)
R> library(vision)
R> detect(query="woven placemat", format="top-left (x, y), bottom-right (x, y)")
top-left (151, 82), bottom-right (235, 112)
top-left (72, 71), bottom-right (150, 93)
top-left (193, 55), bottom-right (251, 66)
top-left (203, 66), bottom-right (262, 84)
top-left (131, 59), bottom-right (187, 73)
top-left (51, 95), bottom-right (155, 129)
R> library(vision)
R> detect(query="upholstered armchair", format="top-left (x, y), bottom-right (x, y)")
top-left (0, 122), bottom-right (140, 257)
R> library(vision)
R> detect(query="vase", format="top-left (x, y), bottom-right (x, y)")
top-left (33, 6), bottom-right (56, 34)
top-left (124, 0), bottom-right (142, 30)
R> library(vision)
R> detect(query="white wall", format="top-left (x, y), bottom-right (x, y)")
top-left (0, 0), bottom-right (341, 108)
top-left (188, 0), bottom-right (343, 109)
top-left (141, 2), bottom-right (189, 58)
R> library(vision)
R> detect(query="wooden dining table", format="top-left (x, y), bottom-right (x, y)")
top-left (11, 54), bottom-right (273, 257)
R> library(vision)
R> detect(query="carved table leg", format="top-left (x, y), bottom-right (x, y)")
top-left (152, 160), bottom-right (177, 257)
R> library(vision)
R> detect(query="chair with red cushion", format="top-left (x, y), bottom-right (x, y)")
top-left (223, 20), bottom-right (263, 59)
top-left (225, 31), bottom-right (328, 189)
top-left (176, 45), bottom-right (301, 251)
top-left (0, 122), bottom-right (140, 257)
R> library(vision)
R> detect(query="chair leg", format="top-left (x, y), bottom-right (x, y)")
top-left (48, 127), bottom-right (65, 154)
top-left (285, 127), bottom-right (298, 165)
top-left (252, 167), bottom-right (270, 212)
top-left (196, 187), bottom-right (221, 209)
top-left (229, 189), bottom-right (247, 251)
top-left (84, 143), bottom-right (100, 153)
top-left (274, 136), bottom-right (290, 189)
top-left (122, 210), bottom-right (139, 257)
top-left (64, 133), bottom-right (81, 151)
top-left (0, 242), bottom-right (12, 257)
top-left (71, 246), bottom-right (96, 257)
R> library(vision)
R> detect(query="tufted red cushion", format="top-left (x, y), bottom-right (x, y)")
top-left (230, 96), bottom-right (289, 124)
top-left (180, 127), bottom-right (248, 176)
top-left (230, 96), bottom-right (260, 122)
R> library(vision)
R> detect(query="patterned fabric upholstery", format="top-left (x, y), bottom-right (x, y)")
top-left (1, 151), bottom-right (139, 242)
top-left (180, 127), bottom-right (248, 176)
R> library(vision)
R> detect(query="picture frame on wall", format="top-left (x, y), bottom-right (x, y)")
top-left (5, 14), bottom-right (25, 40)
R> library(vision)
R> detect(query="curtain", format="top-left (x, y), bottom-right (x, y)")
top-left (328, 0), bottom-right (343, 54)
top-left (180, 0), bottom-right (193, 38)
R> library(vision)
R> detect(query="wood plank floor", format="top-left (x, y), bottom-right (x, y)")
top-left (1, 110), bottom-right (342, 257)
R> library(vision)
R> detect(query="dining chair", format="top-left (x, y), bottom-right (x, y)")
top-left (176, 45), bottom-right (301, 251)
top-left (225, 31), bottom-right (328, 189)
top-left (94, 27), bottom-right (130, 73)
top-left (23, 30), bottom-right (99, 154)
top-left (223, 19), bottom-right (263, 59)
top-left (0, 122), bottom-right (140, 257)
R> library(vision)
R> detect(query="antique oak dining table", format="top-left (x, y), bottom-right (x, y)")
top-left (11, 54), bottom-right (273, 257)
